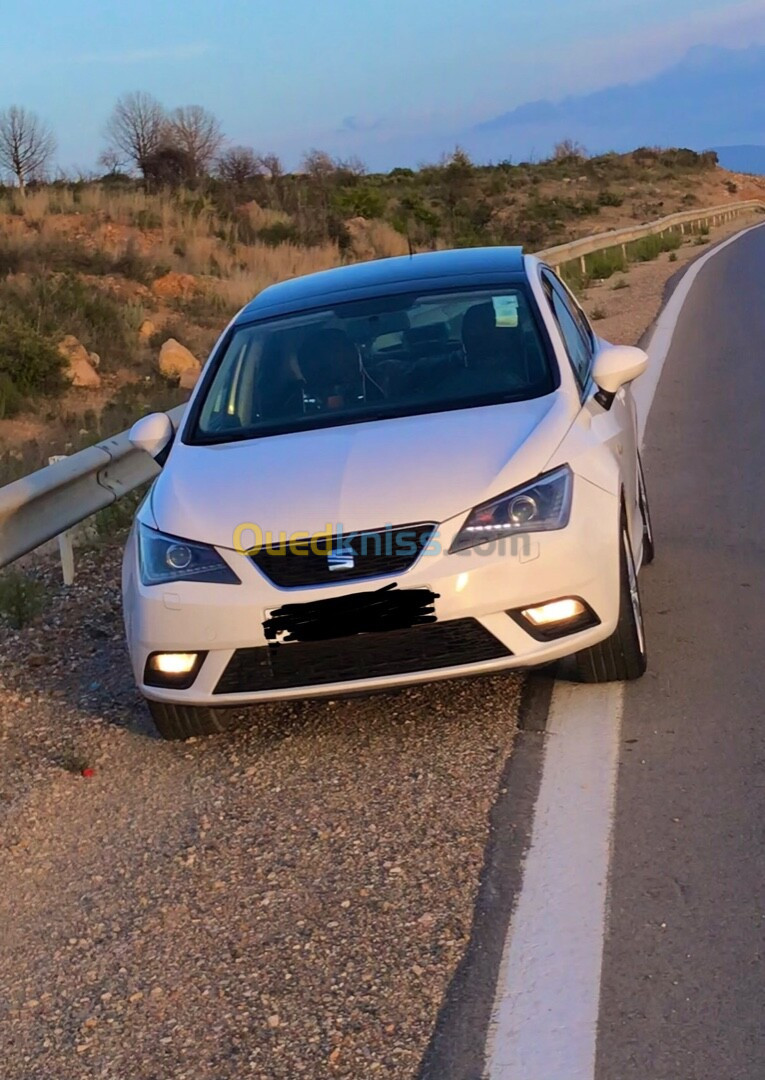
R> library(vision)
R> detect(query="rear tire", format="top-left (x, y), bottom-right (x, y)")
top-left (145, 699), bottom-right (234, 740)
top-left (637, 452), bottom-right (655, 566)
top-left (571, 511), bottom-right (647, 683)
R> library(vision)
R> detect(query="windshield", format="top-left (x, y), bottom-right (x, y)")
top-left (190, 285), bottom-right (555, 443)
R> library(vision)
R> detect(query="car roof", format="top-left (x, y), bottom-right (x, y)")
top-left (234, 246), bottom-right (526, 323)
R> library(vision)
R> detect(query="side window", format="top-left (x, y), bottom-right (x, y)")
top-left (542, 271), bottom-right (593, 389)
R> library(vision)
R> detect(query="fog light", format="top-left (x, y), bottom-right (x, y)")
top-left (522, 598), bottom-right (586, 626)
top-left (509, 597), bottom-right (599, 642)
top-left (150, 652), bottom-right (198, 674)
top-left (144, 651), bottom-right (206, 689)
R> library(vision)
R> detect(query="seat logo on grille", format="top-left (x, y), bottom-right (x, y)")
top-left (327, 544), bottom-right (355, 571)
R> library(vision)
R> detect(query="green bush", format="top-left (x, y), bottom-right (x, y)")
top-left (0, 372), bottom-right (26, 418)
top-left (627, 230), bottom-right (681, 262)
top-left (257, 221), bottom-right (300, 246)
top-left (587, 247), bottom-right (626, 280)
top-left (0, 571), bottom-right (46, 629)
top-left (0, 274), bottom-right (135, 368)
top-left (333, 185), bottom-right (386, 219)
top-left (0, 319), bottom-right (64, 395)
top-left (597, 190), bottom-right (624, 207)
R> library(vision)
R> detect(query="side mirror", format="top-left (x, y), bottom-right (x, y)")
top-left (129, 412), bottom-right (174, 464)
top-left (592, 345), bottom-right (648, 395)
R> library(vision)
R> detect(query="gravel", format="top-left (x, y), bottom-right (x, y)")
top-left (0, 543), bottom-right (523, 1079)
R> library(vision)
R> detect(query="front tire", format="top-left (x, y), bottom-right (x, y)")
top-left (571, 513), bottom-right (647, 683)
top-left (145, 699), bottom-right (235, 740)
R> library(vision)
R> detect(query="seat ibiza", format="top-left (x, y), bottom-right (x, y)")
top-left (123, 248), bottom-right (653, 739)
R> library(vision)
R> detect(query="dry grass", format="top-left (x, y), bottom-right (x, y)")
top-left (205, 241), bottom-right (341, 309)
top-left (0, 187), bottom-right (347, 296)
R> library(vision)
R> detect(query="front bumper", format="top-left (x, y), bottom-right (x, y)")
top-left (123, 475), bottom-right (621, 705)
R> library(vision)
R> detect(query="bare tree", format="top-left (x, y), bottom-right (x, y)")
top-left (301, 148), bottom-right (337, 179)
top-left (553, 138), bottom-right (588, 162)
top-left (335, 154), bottom-right (367, 177)
top-left (216, 145), bottom-right (261, 185)
top-left (257, 152), bottom-right (283, 180)
top-left (166, 105), bottom-right (223, 178)
top-left (0, 106), bottom-right (56, 192)
top-left (98, 147), bottom-right (127, 175)
top-left (104, 92), bottom-right (166, 175)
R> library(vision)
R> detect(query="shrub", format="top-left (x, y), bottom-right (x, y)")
top-left (587, 247), bottom-right (626, 280)
top-left (627, 230), bottom-right (681, 262)
top-left (0, 319), bottom-right (64, 395)
top-left (111, 240), bottom-right (155, 283)
top-left (0, 372), bottom-right (25, 417)
top-left (612, 278), bottom-right (629, 290)
top-left (597, 190), bottom-right (624, 207)
top-left (590, 306), bottom-right (607, 321)
top-left (0, 571), bottom-right (46, 629)
top-left (92, 487), bottom-right (147, 541)
top-left (257, 221), bottom-right (300, 246)
top-left (0, 275), bottom-right (135, 368)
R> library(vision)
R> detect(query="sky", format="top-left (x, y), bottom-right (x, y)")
top-left (3, 0), bottom-right (765, 172)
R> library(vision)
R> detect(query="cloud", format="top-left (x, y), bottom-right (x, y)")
top-left (67, 42), bottom-right (211, 65)
top-left (557, 0), bottom-right (765, 89)
top-left (337, 115), bottom-right (385, 135)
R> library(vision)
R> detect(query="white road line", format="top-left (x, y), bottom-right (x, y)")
top-left (484, 684), bottom-right (623, 1080)
top-left (483, 220), bottom-right (765, 1080)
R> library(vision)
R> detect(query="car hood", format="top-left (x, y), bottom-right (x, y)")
top-left (150, 394), bottom-right (574, 549)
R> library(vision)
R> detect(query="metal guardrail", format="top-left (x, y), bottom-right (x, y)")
top-left (536, 199), bottom-right (765, 269)
top-left (0, 404), bottom-right (185, 569)
top-left (1, 199), bottom-right (764, 573)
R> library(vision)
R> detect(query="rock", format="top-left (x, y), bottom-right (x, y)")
top-left (58, 336), bottom-right (101, 389)
top-left (151, 272), bottom-right (198, 300)
top-left (138, 319), bottom-right (156, 341)
top-left (158, 339), bottom-right (201, 383)
top-left (88, 351), bottom-right (100, 370)
top-left (179, 367), bottom-right (200, 391)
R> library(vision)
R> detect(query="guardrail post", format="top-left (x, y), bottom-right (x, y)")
top-left (48, 455), bottom-right (76, 586)
top-left (579, 254), bottom-right (586, 275)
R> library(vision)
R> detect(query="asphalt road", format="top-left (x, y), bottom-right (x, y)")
top-left (596, 224), bottom-right (765, 1077)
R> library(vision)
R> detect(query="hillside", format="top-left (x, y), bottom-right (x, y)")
top-left (1, 146), bottom-right (763, 483)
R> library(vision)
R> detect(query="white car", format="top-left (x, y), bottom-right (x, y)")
top-left (123, 248), bottom-right (653, 739)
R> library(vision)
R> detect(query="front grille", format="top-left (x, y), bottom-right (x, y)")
top-left (214, 618), bottom-right (510, 694)
top-left (249, 523), bottom-right (437, 588)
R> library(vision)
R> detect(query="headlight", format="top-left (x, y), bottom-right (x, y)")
top-left (138, 523), bottom-right (241, 585)
top-left (450, 465), bottom-right (573, 553)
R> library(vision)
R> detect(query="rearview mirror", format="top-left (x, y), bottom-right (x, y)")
top-left (129, 412), bottom-right (174, 464)
top-left (592, 345), bottom-right (648, 395)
